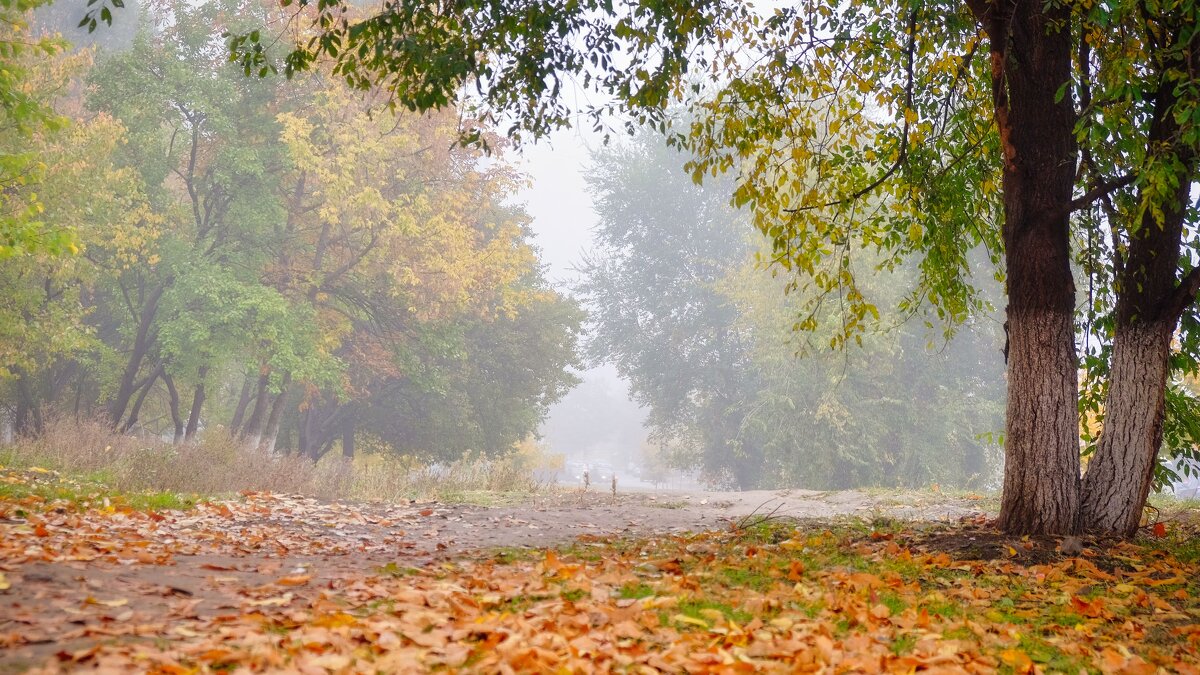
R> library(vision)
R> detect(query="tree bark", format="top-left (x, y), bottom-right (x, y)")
top-left (341, 414), bottom-right (355, 459)
top-left (229, 373), bottom-right (254, 432)
top-left (184, 365), bottom-right (208, 441)
top-left (13, 368), bottom-right (43, 437)
top-left (973, 0), bottom-right (1081, 534)
top-left (1081, 322), bottom-right (1174, 534)
top-left (122, 363), bottom-right (164, 434)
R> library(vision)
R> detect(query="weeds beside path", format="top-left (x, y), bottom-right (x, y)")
top-left (3, 471), bottom-right (1199, 672)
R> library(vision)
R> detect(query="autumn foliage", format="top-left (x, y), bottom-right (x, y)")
top-left (3, 473), bottom-right (1200, 672)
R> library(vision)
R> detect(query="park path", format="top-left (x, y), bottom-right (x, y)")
top-left (0, 487), bottom-right (988, 670)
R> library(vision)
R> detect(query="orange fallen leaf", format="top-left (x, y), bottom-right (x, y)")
top-left (999, 648), bottom-right (1033, 672)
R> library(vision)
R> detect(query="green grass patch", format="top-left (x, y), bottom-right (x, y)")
top-left (0, 467), bottom-right (199, 512)
top-left (890, 633), bottom-right (918, 656)
top-left (618, 582), bottom-right (656, 600)
top-left (720, 565), bottom-right (776, 590)
top-left (675, 598), bottom-right (753, 626)
top-left (560, 588), bottom-right (587, 603)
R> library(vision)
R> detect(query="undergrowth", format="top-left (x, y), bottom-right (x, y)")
top-left (0, 417), bottom-right (548, 505)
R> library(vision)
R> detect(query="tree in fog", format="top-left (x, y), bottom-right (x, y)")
top-left (0, 0), bottom-right (581, 461)
top-left (582, 132), bottom-right (1004, 489)
top-left (578, 132), bottom-right (764, 488)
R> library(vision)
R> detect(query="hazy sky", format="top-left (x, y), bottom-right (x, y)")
top-left (517, 126), bottom-right (653, 455)
top-left (515, 128), bottom-right (604, 288)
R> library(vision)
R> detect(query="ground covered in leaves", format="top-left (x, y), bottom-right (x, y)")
top-left (2, 469), bottom-right (1200, 673)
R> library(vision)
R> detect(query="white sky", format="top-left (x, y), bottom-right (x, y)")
top-left (515, 128), bottom-right (603, 288)
top-left (517, 126), bottom-right (652, 455)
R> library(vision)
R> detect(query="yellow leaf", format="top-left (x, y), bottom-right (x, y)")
top-left (0, 572), bottom-right (9, 591)
top-left (671, 614), bottom-right (711, 628)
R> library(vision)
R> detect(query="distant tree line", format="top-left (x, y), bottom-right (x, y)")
top-left (0, 0), bottom-right (581, 460)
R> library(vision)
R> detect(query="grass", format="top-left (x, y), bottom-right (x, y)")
top-left (618, 582), bottom-right (656, 600)
top-left (0, 466), bottom-right (199, 513)
top-left (0, 417), bottom-right (550, 506)
top-left (459, 517), bottom-right (1200, 672)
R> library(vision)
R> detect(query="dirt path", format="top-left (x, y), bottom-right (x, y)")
top-left (0, 488), bottom-right (988, 670)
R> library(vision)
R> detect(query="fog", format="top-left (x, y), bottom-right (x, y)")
top-left (4, 0), bottom-right (1009, 496)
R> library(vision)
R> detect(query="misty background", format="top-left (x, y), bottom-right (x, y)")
top-left (8, 0), bottom-right (1010, 494)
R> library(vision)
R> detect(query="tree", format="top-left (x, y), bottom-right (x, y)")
top-left (581, 130), bottom-right (1005, 489)
top-left (0, 0), bottom-right (581, 465)
top-left (235, 0), bottom-right (1200, 535)
top-left (577, 132), bottom-right (765, 488)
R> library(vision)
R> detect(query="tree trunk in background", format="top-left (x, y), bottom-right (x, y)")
top-left (240, 369), bottom-right (271, 446)
top-left (341, 414), bottom-right (355, 459)
top-left (969, 0), bottom-right (1081, 534)
top-left (229, 374), bottom-right (253, 432)
top-left (184, 365), bottom-right (208, 441)
top-left (261, 373), bottom-right (291, 453)
top-left (108, 284), bottom-right (164, 427)
top-left (122, 363), bottom-right (164, 434)
top-left (13, 368), bottom-right (43, 437)
top-left (163, 373), bottom-right (185, 443)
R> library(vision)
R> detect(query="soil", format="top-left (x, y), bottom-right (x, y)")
top-left (0, 487), bottom-right (989, 669)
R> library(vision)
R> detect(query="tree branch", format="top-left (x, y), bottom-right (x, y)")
top-left (1169, 266), bottom-right (1200, 320)
top-left (785, 8), bottom-right (917, 213)
top-left (1069, 173), bottom-right (1137, 212)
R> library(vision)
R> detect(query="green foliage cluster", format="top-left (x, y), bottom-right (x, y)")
top-left (0, 0), bottom-right (581, 463)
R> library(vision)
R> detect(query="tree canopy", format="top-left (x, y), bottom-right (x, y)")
top-left (224, 0), bottom-right (1200, 535)
top-left (0, 0), bottom-right (581, 464)
top-left (580, 131), bottom-right (1005, 490)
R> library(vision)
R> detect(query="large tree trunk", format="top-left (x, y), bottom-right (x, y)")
top-left (341, 414), bottom-right (355, 459)
top-left (122, 363), bottom-right (164, 434)
top-left (240, 369), bottom-right (271, 446)
top-left (1081, 322), bottom-right (1174, 534)
top-left (229, 374), bottom-right (254, 431)
top-left (971, 0), bottom-right (1081, 534)
top-left (163, 373), bottom-right (185, 443)
top-left (13, 368), bottom-right (43, 437)
top-left (1080, 68), bottom-right (1196, 534)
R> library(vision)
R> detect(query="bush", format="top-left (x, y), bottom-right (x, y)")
top-left (0, 417), bottom-right (545, 503)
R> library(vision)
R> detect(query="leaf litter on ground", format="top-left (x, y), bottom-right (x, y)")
top-left (1, 469), bottom-right (1199, 673)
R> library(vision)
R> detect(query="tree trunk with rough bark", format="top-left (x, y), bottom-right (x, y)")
top-left (122, 363), bottom-right (164, 434)
top-left (13, 368), bottom-right (43, 437)
top-left (229, 374), bottom-right (253, 432)
top-left (240, 369), bottom-right (271, 446)
top-left (969, 0), bottom-right (1081, 534)
top-left (163, 373), bottom-right (185, 443)
top-left (341, 415), bottom-right (355, 459)
top-left (1081, 322), bottom-right (1174, 534)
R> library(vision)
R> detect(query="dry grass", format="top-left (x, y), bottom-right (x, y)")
top-left (0, 417), bottom-right (547, 504)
